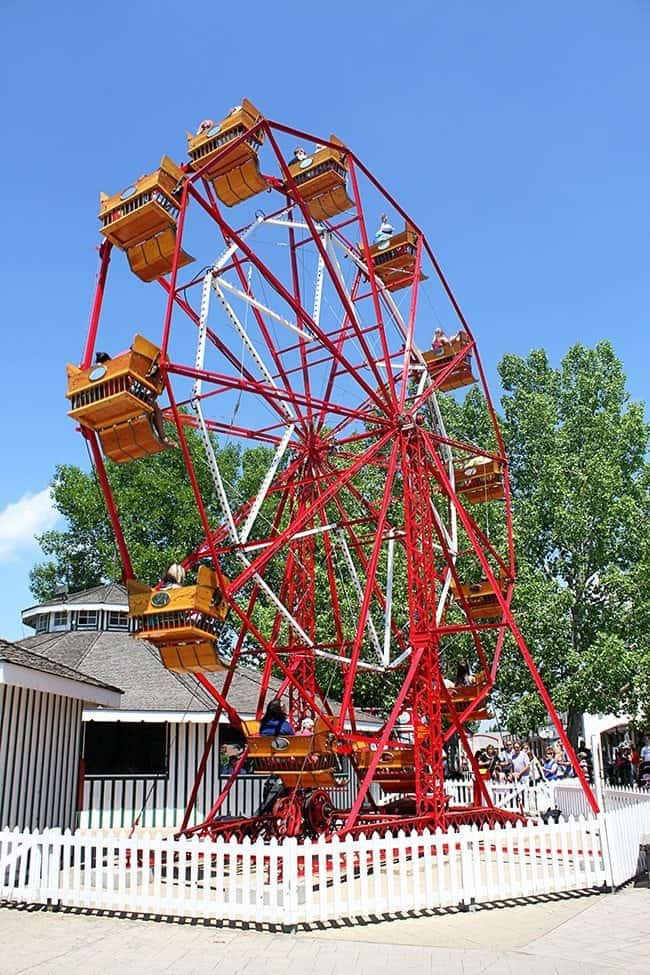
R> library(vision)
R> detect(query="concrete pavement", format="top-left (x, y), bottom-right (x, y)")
top-left (1, 886), bottom-right (648, 974)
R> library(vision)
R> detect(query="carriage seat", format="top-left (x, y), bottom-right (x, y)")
top-left (99, 156), bottom-right (194, 280)
top-left (242, 717), bottom-right (347, 788)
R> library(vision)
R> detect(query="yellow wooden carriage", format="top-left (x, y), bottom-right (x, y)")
top-left (128, 566), bottom-right (229, 674)
top-left (353, 742), bottom-right (416, 793)
top-left (65, 334), bottom-right (171, 463)
top-left (187, 99), bottom-right (267, 206)
top-left (451, 572), bottom-right (509, 621)
top-left (442, 672), bottom-right (492, 722)
top-left (453, 456), bottom-right (505, 503)
top-left (242, 717), bottom-right (347, 788)
top-left (365, 225), bottom-right (425, 292)
top-left (422, 333), bottom-right (476, 392)
top-left (286, 136), bottom-right (353, 221)
top-left (99, 156), bottom-right (194, 281)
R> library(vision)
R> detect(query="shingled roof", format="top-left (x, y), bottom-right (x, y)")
top-left (0, 638), bottom-right (121, 694)
top-left (17, 629), bottom-right (280, 713)
top-left (19, 585), bottom-right (379, 724)
top-left (22, 583), bottom-right (128, 622)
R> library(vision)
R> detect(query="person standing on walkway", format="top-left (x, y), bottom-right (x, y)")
top-left (512, 741), bottom-right (531, 787)
top-left (525, 743), bottom-right (544, 784)
top-left (542, 747), bottom-right (561, 780)
top-left (499, 738), bottom-right (515, 782)
top-left (639, 735), bottom-right (650, 762)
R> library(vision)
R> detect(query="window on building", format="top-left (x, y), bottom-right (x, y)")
top-left (34, 614), bottom-right (49, 634)
top-left (107, 610), bottom-right (128, 631)
top-left (52, 610), bottom-right (68, 630)
top-left (83, 722), bottom-right (168, 776)
top-left (218, 724), bottom-right (251, 776)
top-left (76, 609), bottom-right (98, 630)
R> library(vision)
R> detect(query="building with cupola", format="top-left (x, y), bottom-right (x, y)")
top-left (15, 583), bottom-right (284, 831)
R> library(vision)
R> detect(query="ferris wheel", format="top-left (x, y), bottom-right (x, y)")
top-left (66, 99), bottom-right (597, 839)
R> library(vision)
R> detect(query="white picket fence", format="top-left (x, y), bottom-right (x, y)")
top-left (0, 814), bottom-right (614, 926)
top-left (602, 800), bottom-right (650, 886)
top-left (554, 780), bottom-right (650, 819)
top-left (446, 779), bottom-right (555, 815)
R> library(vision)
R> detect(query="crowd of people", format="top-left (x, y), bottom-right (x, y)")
top-left (606, 737), bottom-right (650, 787)
top-left (474, 739), bottom-right (592, 785)
top-left (473, 735), bottom-right (650, 790)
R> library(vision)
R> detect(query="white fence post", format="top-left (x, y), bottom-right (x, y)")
top-left (591, 733), bottom-right (607, 814)
top-left (281, 837), bottom-right (299, 931)
top-left (458, 825), bottom-right (475, 910)
top-left (597, 811), bottom-right (616, 891)
top-left (45, 828), bottom-right (63, 906)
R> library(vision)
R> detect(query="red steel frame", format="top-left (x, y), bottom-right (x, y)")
top-left (76, 107), bottom-right (599, 840)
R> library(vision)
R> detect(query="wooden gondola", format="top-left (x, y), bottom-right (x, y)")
top-left (127, 566), bottom-right (229, 673)
top-left (365, 224), bottom-right (425, 292)
top-left (242, 717), bottom-right (348, 788)
top-left (422, 332), bottom-right (476, 391)
top-left (186, 99), bottom-right (267, 206)
top-left (353, 742), bottom-right (416, 793)
top-left (65, 334), bottom-right (172, 463)
top-left (99, 157), bottom-right (194, 281)
top-left (442, 672), bottom-right (492, 722)
top-left (451, 573), bottom-right (510, 621)
top-left (453, 456), bottom-right (505, 503)
top-left (286, 136), bottom-right (353, 221)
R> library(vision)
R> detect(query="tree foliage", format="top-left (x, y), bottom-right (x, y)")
top-left (498, 342), bottom-right (649, 735)
top-left (30, 428), bottom-right (269, 599)
top-left (404, 343), bottom-right (649, 735)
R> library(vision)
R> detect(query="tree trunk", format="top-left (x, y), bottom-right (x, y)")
top-left (566, 707), bottom-right (584, 748)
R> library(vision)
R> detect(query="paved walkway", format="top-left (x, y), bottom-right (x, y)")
top-left (2, 886), bottom-right (648, 974)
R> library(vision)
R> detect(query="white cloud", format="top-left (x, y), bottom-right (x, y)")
top-left (0, 489), bottom-right (60, 562)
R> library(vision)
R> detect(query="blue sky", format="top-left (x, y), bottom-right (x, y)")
top-left (1, 0), bottom-right (648, 640)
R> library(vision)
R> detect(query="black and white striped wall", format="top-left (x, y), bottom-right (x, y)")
top-left (0, 684), bottom-right (83, 831)
top-left (79, 718), bottom-right (269, 830)
top-left (0, 655), bottom-right (122, 832)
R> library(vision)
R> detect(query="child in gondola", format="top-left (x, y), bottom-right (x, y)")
top-left (297, 716), bottom-right (315, 736)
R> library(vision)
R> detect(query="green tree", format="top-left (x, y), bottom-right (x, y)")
top-left (425, 345), bottom-right (648, 737)
top-left (30, 429), bottom-right (270, 600)
top-left (498, 342), bottom-right (649, 738)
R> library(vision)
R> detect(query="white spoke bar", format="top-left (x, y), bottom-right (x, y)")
top-left (436, 570), bottom-right (453, 627)
top-left (213, 284), bottom-right (296, 423)
top-left (263, 217), bottom-right (310, 231)
top-left (192, 272), bottom-right (213, 399)
top-left (240, 423), bottom-right (295, 544)
top-left (312, 242), bottom-right (325, 327)
top-left (238, 521), bottom-right (338, 553)
top-left (310, 647), bottom-right (391, 672)
top-left (430, 494), bottom-right (456, 556)
top-left (336, 530), bottom-right (384, 663)
top-left (383, 533), bottom-right (395, 666)
top-left (212, 214), bottom-right (264, 272)
top-left (217, 277), bottom-right (313, 341)
top-left (193, 397), bottom-right (314, 647)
